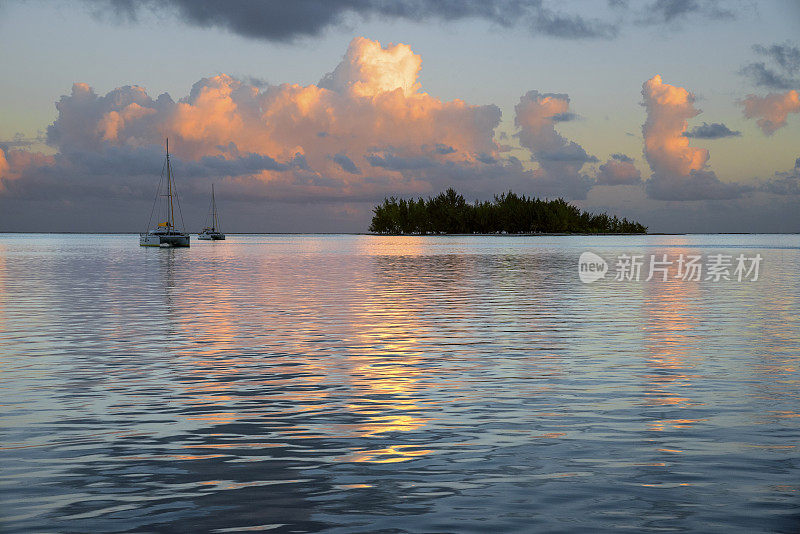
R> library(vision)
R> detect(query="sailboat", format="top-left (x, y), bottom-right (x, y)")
top-left (198, 184), bottom-right (225, 240)
top-left (139, 139), bottom-right (190, 247)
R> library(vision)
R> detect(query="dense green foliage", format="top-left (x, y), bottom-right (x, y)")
top-left (369, 188), bottom-right (647, 234)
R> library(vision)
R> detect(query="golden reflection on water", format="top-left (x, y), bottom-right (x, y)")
top-left (340, 237), bottom-right (435, 460)
top-left (337, 444), bottom-right (433, 464)
top-left (157, 237), bottom-right (438, 463)
top-left (0, 243), bottom-right (5, 339)
top-left (642, 243), bottom-right (705, 437)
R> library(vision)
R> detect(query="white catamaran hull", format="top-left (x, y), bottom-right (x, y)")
top-left (198, 231), bottom-right (225, 240)
top-left (139, 233), bottom-right (190, 247)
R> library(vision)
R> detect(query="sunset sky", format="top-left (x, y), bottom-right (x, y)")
top-left (1, 0), bottom-right (799, 233)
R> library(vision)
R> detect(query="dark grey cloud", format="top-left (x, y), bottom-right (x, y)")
top-left (192, 152), bottom-right (302, 174)
top-left (639, 0), bottom-right (734, 25)
top-left (760, 157), bottom-right (800, 196)
top-left (683, 122), bottom-right (741, 139)
top-left (0, 145), bottom-right (309, 202)
top-left (333, 153), bottom-right (361, 174)
top-left (514, 90), bottom-right (597, 199)
top-left (646, 170), bottom-right (749, 200)
top-left (241, 76), bottom-right (270, 89)
top-left (86, 0), bottom-right (748, 43)
top-left (366, 152), bottom-right (435, 170)
top-left (291, 153), bottom-right (311, 172)
top-left (551, 112), bottom-right (579, 122)
top-left (526, 6), bottom-right (617, 39)
top-left (610, 153), bottom-right (633, 162)
top-left (432, 143), bottom-right (456, 155)
top-left (595, 154), bottom-right (641, 185)
top-left (94, 0), bottom-right (619, 41)
top-left (740, 63), bottom-right (797, 90)
top-left (753, 43), bottom-right (800, 76)
top-left (536, 142), bottom-right (598, 163)
top-left (740, 41), bottom-right (800, 90)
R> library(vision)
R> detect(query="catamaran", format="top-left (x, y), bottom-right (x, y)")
top-left (198, 183), bottom-right (225, 240)
top-left (140, 139), bottom-right (190, 247)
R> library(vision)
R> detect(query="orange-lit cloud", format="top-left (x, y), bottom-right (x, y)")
top-left (641, 75), bottom-right (742, 200)
top-left (642, 75), bottom-right (708, 176)
top-left (0, 149), bottom-right (8, 182)
top-left (32, 37), bottom-right (511, 202)
top-left (0, 147), bottom-right (54, 192)
top-left (740, 90), bottom-right (800, 135)
top-left (13, 36), bottom-right (637, 208)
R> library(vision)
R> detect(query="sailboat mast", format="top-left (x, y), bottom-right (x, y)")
top-left (212, 183), bottom-right (217, 230)
top-left (166, 138), bottom-right (174, 230)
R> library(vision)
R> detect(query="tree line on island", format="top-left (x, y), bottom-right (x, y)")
top-left (369, 188), bottom-right (647, 234)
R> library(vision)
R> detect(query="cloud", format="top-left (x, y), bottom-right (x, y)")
top-left (753, 43), bottom-right (800, 74)
top-left (596, 154), bottom-right (642, 185)
top-left (683, 122), bottom-right (741, 139)
top-left (646, 169), bottom-right (748, 201)
top-left (638, 0), bottom-right (734, 25)
top-left (741, 63), bottom-right (798, 91)
top-left (332, 153), bottom-right (361, 175)
top-left (514, 91), bottom-right (597, 198)
top-left (0, 144), bottom-right (310, 201)
top-left (3, 37), bottom-right (533, 206)
top-left (366, 152), bottom-right (436, 171)
top-left (0, 132), bottom-right (46, 149)
top-left (432, 143), bottom-right (456, 155)
top-left (740, 41), bottom-right (800, 90)
top-left (46, 83), bottom-right (172, 153)
top-left (93, 0), bottom-right (618, 41)
top-left (319, 37), bottom-right (421, 97)
top-left (0, 147), bottom-right (55, 192)
top-left (550, 112), bottom-right (579, 122)
top-left (739, 90), bottom-right (800, 135)
top-left (191, 152), bottom-right (305, 175)
top-left (760, 157), bottom-right (800, 195)
top-left (641, 75), bottom-right (743, 200)
top-left (20, 36), bottom-right (641, 208)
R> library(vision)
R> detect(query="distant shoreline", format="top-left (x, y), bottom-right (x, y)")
top-left (1, 232), bottom-right (799, 236)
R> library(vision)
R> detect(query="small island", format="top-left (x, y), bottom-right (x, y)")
top-left (369, 188), bottom-right (647, 235)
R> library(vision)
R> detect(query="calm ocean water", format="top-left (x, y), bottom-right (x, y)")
top-left (1, 233), bottom-right (799, 533)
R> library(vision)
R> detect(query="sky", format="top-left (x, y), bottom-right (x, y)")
top-left (1, 0), bottom-right (799, 233)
